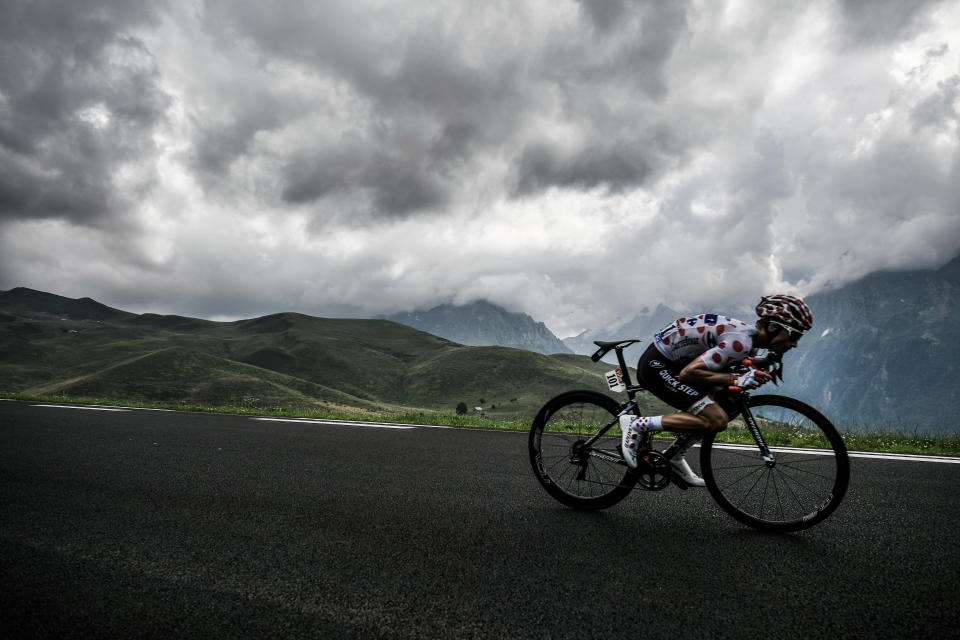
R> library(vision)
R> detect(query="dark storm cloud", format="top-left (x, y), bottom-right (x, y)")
top-left (515, 141), bottom-right (651, 195)
top-left (428, 121), bottom-right (478, 171)
top-left (567, 0), bottom-right (689, 94)
top-left (191, 0), bottom-right (690, 214)
top-left (192, 0), bottom-right (522, 216)
top-left (577, 0), bottom-right (632, 33)
top-left (190, 98), bottom-right (286, 178)
top-left (0, 0), bottom-right (169, 225)
top-left (511, 0), bottom-right (691, 195)
top-left (911, 73), bottom-right (960, 131)
top-left (281, 142), bottom-right (447, 216)
top-left (838, 0), bottom-right (947, 44)
top-left (501, 0), bottom-right (690, 197)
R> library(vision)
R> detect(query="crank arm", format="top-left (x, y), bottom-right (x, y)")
top-left (587, 448), bottom-right (628, 465)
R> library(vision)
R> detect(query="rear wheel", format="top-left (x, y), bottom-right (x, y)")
top-left (700, 395), bottom-right (849, 532)
top-left (529, 390), bottom-right (636, 510)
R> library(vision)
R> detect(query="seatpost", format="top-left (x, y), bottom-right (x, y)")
top-left (614, 347), bottom-right (633, 387)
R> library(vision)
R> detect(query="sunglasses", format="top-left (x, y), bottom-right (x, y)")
top-left (769, 321), bottom-right (803, 341)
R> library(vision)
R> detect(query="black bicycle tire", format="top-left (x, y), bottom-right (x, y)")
top-left (529, 390), bottom-right (637, 510)
top-left (700, 394), bottom-right (849, 532)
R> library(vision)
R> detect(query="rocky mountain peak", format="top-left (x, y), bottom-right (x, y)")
top-left (385, 301), bottom-right (571, 355)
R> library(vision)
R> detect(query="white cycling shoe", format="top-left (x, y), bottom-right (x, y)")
top-left (670, 455), bottom-right (706, 487)
top-left (619, 416), bottom-right (641, 469)
top-left (620, 416), bottom-right (665, 469)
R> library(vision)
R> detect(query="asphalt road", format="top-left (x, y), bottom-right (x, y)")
top-left (1, 400), bottom-right (958, 639)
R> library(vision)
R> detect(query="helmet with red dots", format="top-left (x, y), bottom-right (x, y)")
top-left (755, 295), bottom-right (813, 333)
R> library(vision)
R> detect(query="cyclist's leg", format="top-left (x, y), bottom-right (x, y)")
top-left (662, 402), bottom-right (727, 433)
top-left (633, 346), bottom-right (723, 486)
top-left (636, 345), bottom-right (727, 432)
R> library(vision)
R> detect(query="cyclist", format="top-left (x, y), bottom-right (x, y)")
top-left (619, 295), bottom-right (813, 487)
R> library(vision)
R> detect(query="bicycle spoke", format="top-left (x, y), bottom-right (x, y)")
top-left (770, 470), bottom-right (786, 521)
top-left (702, 395), bottom-right (849, 531)
top-left (760, 471), bottom-right (773, 521)
top-left (776, 459), bottom-right (837, 482)
top-left (777, 465), bottom-right (830, 501)
top-left (733, 467), bottom-right (767, 512)
top-left (711, 461), bottom-right (769, 471)
top-left (717, 464), bottom-right (766, 492)
top-left (780, 472), bottom-right (809, 513)
top-left (529, 392), bottom-right (639, 508)
top-left (545, 455), bottom-right (572, 477)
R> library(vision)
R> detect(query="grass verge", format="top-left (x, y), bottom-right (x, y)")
top-left (3, 392), bottom-right (958, 456)
top-left (712, 424), bottom-right (959, 456)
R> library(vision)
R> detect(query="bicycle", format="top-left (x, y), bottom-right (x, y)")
top-left (528, 339), bottom-right (849, 532)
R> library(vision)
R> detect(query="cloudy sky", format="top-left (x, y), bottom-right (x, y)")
top-left (1, 0), bottom-right (958, 337)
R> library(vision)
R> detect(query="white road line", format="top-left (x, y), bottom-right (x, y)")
top-left (847, 451), bottom-right (960, 464)
top-left (24, 402), bottom-right (173, 412)
top-left (254, 417), bottom-right (417, 430)
top-left (251, 420), bottom-right (959, 463)
top-left (13, 402), bottom-right (958, 464)
top-left (96, 405), bottom-right (176, 412)
top-left (32, 404), bottom-right (130, 412)
top-left (710, 442), bottom-right (960, 464)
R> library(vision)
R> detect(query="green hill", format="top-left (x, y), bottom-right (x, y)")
top-left (0, 288), bottom-right (669, 419)
top-left (28, 346), bottom-right (380, 410)
top-left (400, 346), bottom-right (631, 417)
top-left (0, 287), bottom-right (135, 322)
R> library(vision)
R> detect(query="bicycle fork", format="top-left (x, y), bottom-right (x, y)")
top-left (739, 403), bottom-right (776, 466)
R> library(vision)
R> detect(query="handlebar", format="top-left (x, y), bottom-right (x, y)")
top-left (727, 352), bottom-right (783, 392)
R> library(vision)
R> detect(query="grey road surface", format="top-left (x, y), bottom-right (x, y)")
top-left (1, 400), bottom-right (957, 639)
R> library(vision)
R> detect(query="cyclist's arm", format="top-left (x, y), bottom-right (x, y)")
top-left (677, 355), bottom-right (772, 387)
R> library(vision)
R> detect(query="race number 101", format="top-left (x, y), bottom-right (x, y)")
top-left (605, 369), bottom-right (625, 393)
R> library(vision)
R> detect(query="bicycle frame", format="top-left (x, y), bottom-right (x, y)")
top-left (582, 343), bottom-right (775, 466)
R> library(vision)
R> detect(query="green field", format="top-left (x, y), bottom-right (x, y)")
top-left (0, 288), bottom-right (673, 421)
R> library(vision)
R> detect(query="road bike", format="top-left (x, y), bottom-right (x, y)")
top-left (528, 339), bottom-right (849, 532)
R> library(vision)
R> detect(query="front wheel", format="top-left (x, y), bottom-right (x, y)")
top-left (700, 395), bottom-right (849, 532)
top-left (529, 390), bottom-right (637, 510)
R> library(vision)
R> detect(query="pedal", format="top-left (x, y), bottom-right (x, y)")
top-left (632, 450), bottom-right (671, 491)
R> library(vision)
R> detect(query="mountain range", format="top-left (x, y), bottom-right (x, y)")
top-left (0, 288), bottom-right (671, 420)
top-left (786, 256), bottom-right (959, 432)
top-left (385, 301), bottom-right (571, 355)
top-left (562, 304), bottom-right (681, 366)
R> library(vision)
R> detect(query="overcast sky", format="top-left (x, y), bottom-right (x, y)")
top-left (1, 0), bottom-right (958, 337)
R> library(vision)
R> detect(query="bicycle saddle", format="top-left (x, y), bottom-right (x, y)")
top-left (590, 339), bottom-right (641, 362)
top-left (592, 339), bottom-right (640, 349)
